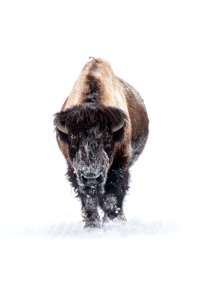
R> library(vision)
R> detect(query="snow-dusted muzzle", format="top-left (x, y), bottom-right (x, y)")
top-left (73, 140), bottom-right (110, 196)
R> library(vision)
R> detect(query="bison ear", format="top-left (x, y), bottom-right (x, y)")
top-left (54, 112), bottom-right (69, 134)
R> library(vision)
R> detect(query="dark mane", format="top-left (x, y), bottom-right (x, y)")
top-left (83, 75), bottom-right (100, 103)
top-left (55, 103), bottom-right (127, 133)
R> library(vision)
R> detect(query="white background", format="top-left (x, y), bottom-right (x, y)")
top-left (0, 0), bottom-right (200, 299)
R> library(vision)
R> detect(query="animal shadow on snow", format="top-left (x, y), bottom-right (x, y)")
top-left (24, 218), bottom-right (177, 238)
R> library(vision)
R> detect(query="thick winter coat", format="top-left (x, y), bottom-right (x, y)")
top-left (54, 58), bottom-right (149, 227)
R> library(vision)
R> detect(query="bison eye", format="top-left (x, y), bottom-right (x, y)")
top-left (70, 143), bottom-right (78, 151)
top-left (104, 143), bottom-right (112, 155)
top-left (69, 142), bottom-right (78, 158)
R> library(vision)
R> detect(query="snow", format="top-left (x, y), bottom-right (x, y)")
top-left (0, 0), bottom-right (200, 299)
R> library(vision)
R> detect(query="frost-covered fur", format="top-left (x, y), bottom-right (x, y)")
top-left (54, 58), bottom-right (149, 228)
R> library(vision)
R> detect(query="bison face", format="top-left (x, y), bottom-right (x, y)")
top-left (54, 103), bottom-right (127, 196)
top-left (70, 130), bottom-right (112, 196)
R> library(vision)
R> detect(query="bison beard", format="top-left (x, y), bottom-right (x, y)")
top-left (69, 158), bottom-right (129, 228)
top-left (54, 58), bottom-right (149, 228)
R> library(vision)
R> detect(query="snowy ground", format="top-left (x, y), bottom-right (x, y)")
top-left (0, 1), bottom-right (200, 299)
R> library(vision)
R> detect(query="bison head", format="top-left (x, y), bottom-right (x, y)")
top-left (54, 103), bottom-right (127, 196)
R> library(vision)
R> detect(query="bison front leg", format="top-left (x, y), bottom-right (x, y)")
top-left (81, 196), bottom-right (101, 228)
top-left (100, 195), bottom-right (126, 223)
top-left (100, 164), bottom-right (129, 223)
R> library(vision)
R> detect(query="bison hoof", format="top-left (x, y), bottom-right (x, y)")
top-left (84, 219), bottom-right (101, 229)
top-left (103, 211), bottom-right (127, 223)
top-left (82, 211), bottom-right (101, 228)
top-left (117, 213), bottom-right (127, 223)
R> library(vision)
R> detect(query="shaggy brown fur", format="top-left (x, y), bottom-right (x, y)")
top-left (54, 58), bottom-right (149, 227)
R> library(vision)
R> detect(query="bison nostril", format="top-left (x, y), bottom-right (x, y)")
top-left (96, 175), bottom-right (102, 182)
top-left (81, 176), bottom-right (88, 184)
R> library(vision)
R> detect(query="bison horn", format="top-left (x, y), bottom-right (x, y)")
top-left (54, 117), bottom-right (68, 134)
top-left (112, 120), bottom-right (124, 133)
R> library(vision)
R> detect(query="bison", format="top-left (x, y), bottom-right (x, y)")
top-left (54, 58), bottom-right (149, 228)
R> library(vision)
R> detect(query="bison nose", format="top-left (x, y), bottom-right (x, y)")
top-left (81, 175), bottom-right (102, 186)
